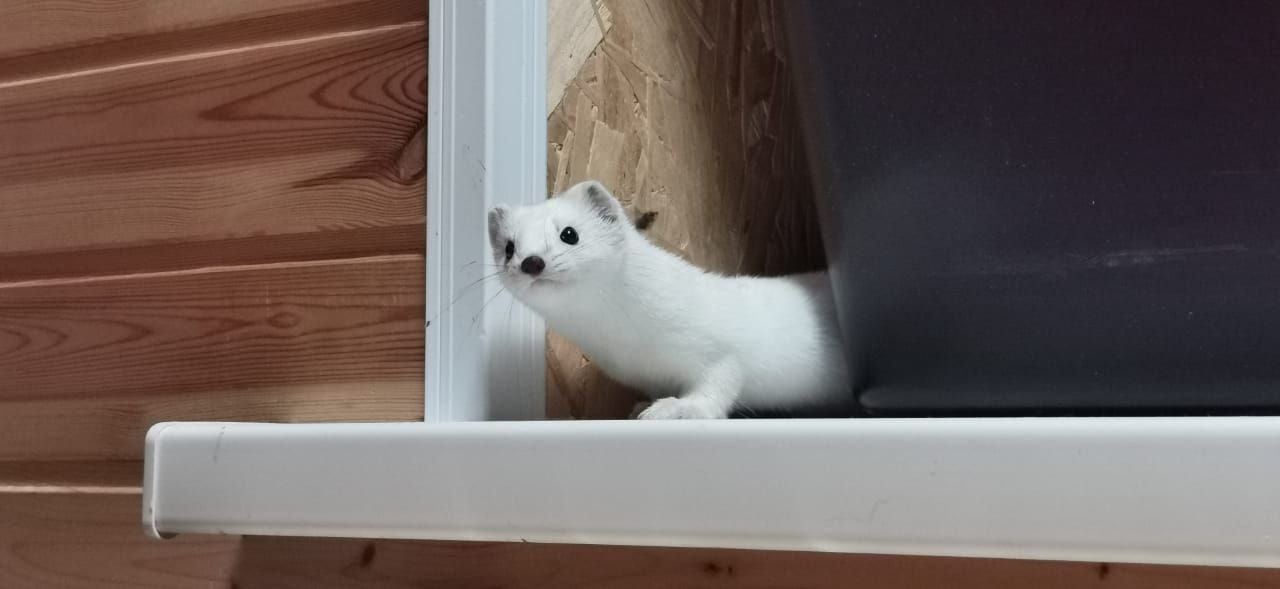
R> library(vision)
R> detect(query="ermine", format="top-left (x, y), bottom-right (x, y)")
top-left (487, 181), bottom-right (853, 419)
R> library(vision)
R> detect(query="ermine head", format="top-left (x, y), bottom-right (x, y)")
top-left (487, 181), bottom-right (630, 309)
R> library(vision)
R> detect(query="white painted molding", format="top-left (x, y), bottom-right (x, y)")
top-left (143, 418), bottom-right (1280, 568)
top-left (426, 0), bottom-right (547, 421)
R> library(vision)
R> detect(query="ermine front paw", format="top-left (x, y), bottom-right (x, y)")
top-left (636, 397), bottom-right (726, 420)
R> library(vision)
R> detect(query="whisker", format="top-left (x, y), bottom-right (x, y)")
top-left (460, 259), bottom-right (507, 269)
top-left (451, 271), bottom-right (504, 297)
top-left (505, 289), bottom-right (518, 329)
top-left (472, 285), bottom-right (507, 327)
top-left (427, 271), bottom-right (506, 324)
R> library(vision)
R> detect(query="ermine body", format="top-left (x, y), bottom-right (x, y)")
top-left (488, 181), bottom-right (852, 419)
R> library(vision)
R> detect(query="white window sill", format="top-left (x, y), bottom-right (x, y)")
top-left (143, 416), bottom-right (1280, 568)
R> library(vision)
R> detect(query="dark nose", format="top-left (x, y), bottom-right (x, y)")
top-left (520, 256), bottom-right (545, 276)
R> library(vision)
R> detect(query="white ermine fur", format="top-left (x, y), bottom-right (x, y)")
top-left (487, 181), bottom-right (852, 419)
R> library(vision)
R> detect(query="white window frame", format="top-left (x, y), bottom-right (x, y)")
top-left (425, 0), bottom-right (546, 422)
top-left (141, 0), bottom-right (1280, 569)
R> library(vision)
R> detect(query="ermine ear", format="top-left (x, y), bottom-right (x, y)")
top-left (487, 206), bottom-right (508, 250)
top-left (575, 181), bottom-right (625, 224)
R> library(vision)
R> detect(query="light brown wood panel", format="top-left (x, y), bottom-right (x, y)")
top-left (0, 222), bottom-right (424, 283)
top-left (0, 460), bottom-right (141, 493)
top-left (5, 493), bottom-right (1279, 588)
top-left (0, 493), bottom-right (241, 589)
top-left (0, 21), bottom-right (426, 270)
top-left (0, 255), bottom-right (424, 462)
top-left (0, 0), bottom-right (426, 81)
top-left (236, 537), bottom-right (1280, 589)
top-left (0, 384), bottom-right (423, 463)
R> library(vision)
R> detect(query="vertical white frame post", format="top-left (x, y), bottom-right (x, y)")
top-left (426, 0), bottom-right (547, 421)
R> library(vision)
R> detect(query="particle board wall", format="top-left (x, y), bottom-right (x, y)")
top-left (545, 0), bottom-right (827, 418)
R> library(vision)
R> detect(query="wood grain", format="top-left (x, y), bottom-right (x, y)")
top-left (547, 0), bottom-right (612, 117)
top-left (0, 461), bottom-right (142, 493)
top-left (0, 382), bottom-right (423, 463)
top-left (0, 255), bottom-right (424, 462)
top-left (5, 494), bottom-right (1279, 588)
top-left (235, 537), bottom-right (1280, 589)
top-left (0, 0), bottom-right (426, 81)
top-left (0, 21), bottom-right (426, 267)
top-left (0, 223), bottom-right (424, 283)
top-left (0, 493), bottom-right (241, 589)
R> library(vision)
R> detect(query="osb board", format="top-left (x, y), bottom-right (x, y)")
top-left (545, 0), bottom-right (826, 418)
top-left (547, 0), bottom-right (612, 116)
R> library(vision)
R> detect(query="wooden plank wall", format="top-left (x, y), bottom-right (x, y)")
top-left (7, 493), bottom-right (1280, 588)
top-left (0, 1), bottom-right (426, 586)
top-left (0, 0), bottom-right (427, 472)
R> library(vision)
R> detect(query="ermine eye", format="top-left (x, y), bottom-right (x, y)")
top-left (504, 240), bottom-right (515, 260)
top-left (560, 227), bottom-right (579, 245)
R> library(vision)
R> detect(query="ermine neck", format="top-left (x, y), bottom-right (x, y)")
top-left (547, 233), bottom-right (698, 333)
